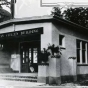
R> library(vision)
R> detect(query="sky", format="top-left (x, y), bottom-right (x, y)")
top-left (2, 0), bottom-right (88, 18)
top-left (14, 0), bottom-right (52, 18)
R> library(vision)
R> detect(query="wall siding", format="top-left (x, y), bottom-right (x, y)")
top-left (52, 22), bottom-right (88, 76)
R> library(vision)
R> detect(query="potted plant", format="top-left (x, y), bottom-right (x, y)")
top-left (38, 44), bottom-right (62, 64)
top-left (47, 44), bottom-right (62, 85)
top-left (47, 44), bottom-right (62, 58)
top-left (38, 44), bottom-right (62, 84)
top-left (38, 48), bottom-right (50, 64)
top-left (38, 48), bottom-right (50, 84)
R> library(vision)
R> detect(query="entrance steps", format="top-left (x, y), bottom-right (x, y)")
top-left (0, 64), bottom-right (18, 73)
top-left (0, 73), bottom-right (38, 82)
top-left (0, 68), bottom-right (18, 73)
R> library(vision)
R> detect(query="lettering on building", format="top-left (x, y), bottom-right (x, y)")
top-left (0, 27), bottom-right (43, 38)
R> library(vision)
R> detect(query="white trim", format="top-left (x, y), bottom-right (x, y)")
top-left (86, 43), bottom-right (87, 64)
top-left (80, 41), bottom-right (82, 64)
top-left (77, 40), bottom-right (88, 64)
top-left (59, 34), bottom-right (65, 47)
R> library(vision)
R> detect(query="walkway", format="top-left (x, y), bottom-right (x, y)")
top-left (0, 79), bottom-right (45, 88)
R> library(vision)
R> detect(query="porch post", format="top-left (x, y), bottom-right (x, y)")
top-left (69, 57), bottom-right (77, 82)
top-left (49, 57), bottom-right (61, 85)
top-left (18, 54), bottom-right (21, 73)
top-left (37, 63), bottom-right (49, 84)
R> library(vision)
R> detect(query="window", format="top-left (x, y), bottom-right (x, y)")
top-left (77, 40), bottom-right (81, 63)
top-left (77, 40), bottom-right (87, 64)
top-left (33, 48), bottom-right (38, 63)
top-left (59, 35), bottom-right (65, 47)
top-left (0, 44), bottom-right (4, 50)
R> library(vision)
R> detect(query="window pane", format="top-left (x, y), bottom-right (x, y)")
top-left (87, 51), bottom-right (88, 63)
top-left (87, 43), bottom-right (88, 63)
top-left (82, 41), bottom-right (86, 50)
top-left (76, 40), bottom-right (80, 48)
top-left (82, 50), bottom-right (85, 63)
top-left (59, 38), bottom-right (62, 45)
top-left (77, 49), bottom-right (80, 63)
top-left (23, 51), bottom-right (25, 58)
top-left (59, 35), bottom-right (64, 46)
top-left (29, 48), bottom-right (31, 63)
top-left (33, 48), bottom-right (37, 63)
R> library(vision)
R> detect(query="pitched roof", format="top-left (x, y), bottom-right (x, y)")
top-left (0, 15), bottom-right (88, 32)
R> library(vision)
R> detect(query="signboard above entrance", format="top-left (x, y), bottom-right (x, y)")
top-left (0, 27), bottom-right (43, 38)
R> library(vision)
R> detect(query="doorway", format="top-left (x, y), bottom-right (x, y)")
top-left (20, 41), bottom-right (40, 73)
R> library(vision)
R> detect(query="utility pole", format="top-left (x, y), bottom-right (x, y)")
top-left (11, 0), bottom-right (16, 19)
top-left (0, 0), bottom-right (16, 19)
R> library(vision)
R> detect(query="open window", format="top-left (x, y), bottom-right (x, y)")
top-left (59, 35), bottom-right (65, 47)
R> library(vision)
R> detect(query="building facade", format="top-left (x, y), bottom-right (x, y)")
top-left (0, 15), bottom-right (88, 83)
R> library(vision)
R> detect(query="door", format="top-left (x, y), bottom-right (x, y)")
top-left (20, 41), bottom-right (40, 73)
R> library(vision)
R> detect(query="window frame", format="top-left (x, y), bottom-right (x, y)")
top-left (77, 39), bottom-right (88, 64)
top-left (59, 34), bottom-right (65, 48)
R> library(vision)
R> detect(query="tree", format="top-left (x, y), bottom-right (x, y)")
top-left (52, 7), bottom-right (88, 28)
top-left (0, 8), bottom-right (11, 22)
top-left (0, 0), bottom-right (14, 22)
top-left (51, 7), bottom-right (62, 18)
top-left (63, 7), bottom-right (88, 27)
top-left (0, 0), bottom-right (10, 8)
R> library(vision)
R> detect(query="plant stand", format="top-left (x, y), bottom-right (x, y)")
top-left (37, 63), bottom-right (49, 84)
top-left (49, 57), bottom-right (61, 85)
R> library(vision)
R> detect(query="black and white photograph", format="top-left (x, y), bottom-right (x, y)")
top-left (0, 0), bottom-right (88, 87)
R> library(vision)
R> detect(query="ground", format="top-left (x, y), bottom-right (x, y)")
top-left (0, 79), bottom-right (88, 88)
top-left (60, 83), bottom-right (80, 86)
top-left (43, 83), bottom-right (80, 86)
top-left (0, 79), bottom-right (45, 88)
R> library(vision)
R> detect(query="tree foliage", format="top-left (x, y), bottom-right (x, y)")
top-left (52, 7), bottom-right (88, 28)
top-left (51, 7), bottom-right (62, 18)
top-left (0, 0), bottom-right (12, 22)
top-left (0, 0), bottom-right (11, 8)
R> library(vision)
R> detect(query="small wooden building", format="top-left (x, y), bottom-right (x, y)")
top-left (0, 15), bottom-right (88, 83)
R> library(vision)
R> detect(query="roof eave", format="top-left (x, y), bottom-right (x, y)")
top-left (0, 15), bottom-right (88, 33)
top-left (0, 15), bottom-right (54, 28)
top-left (53, 15), bottom-right (88, 32)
